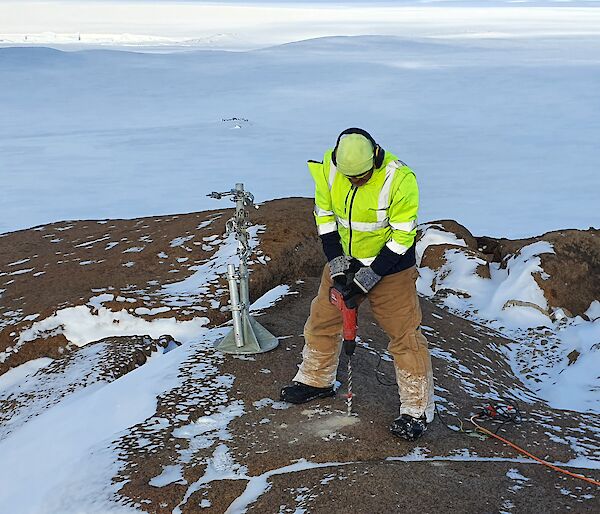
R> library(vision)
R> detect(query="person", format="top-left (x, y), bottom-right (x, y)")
top-left (280, 128), bottom-right (435, 441)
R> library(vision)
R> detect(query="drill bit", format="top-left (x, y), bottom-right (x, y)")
top-left (347, 357), bottom-right (353, 416)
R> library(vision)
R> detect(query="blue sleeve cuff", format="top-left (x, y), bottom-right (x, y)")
top-left (320, 231), bottom-right (344, 262)
top-left (370, 245), bottom-right (402, 276)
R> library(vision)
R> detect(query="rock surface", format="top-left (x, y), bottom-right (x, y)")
top-left (0, 201), bottom-right (598, 513)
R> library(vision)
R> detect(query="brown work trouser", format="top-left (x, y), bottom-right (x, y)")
top-left (293, 264), bottom-right (435, 422)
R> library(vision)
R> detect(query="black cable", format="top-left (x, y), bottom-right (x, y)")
top-left (355, 343), bottom-right (396, 387)
top-left (356, 345), bottom-right (398, 415)
top-left (373, 350), bottom-right (397, 387)
top-left (436, 398), bottom-right (522, 438)
top-left (435, 403), bottom-right (484, 437)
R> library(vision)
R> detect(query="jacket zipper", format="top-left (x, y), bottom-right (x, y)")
top-left (347, 186), bottom-right (358, 256)
top-left (344, 185), bottom-right (353, 214)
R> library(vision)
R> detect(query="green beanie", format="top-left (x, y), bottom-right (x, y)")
top-left (335, 133), bottom-right (374, 176)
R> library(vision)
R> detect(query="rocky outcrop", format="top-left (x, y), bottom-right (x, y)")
top-left (477, 228), bottom-right (600, 316)
top-left (0, 198), bottom-right (319, 374)
top-left (418, 220), bottom-right (599, 317)
top-left (0, 335), bottom-right (177, 439)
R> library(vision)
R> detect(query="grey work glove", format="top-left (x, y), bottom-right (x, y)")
top-left (329, 255), bottom-right (351, 281)
top-left (353, 266), bottom-right (382, 293)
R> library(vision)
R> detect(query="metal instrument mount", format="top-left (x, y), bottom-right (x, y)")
top-left (208, 183), bottom-right (279, 354)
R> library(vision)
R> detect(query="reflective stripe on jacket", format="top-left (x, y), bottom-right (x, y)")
top-left (309, 149), bottom-right (418, 264)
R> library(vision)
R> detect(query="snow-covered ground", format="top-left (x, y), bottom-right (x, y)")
top-left (0, 222), bottom-right (597, 512)
top-left (1, 1), bottom-right (599, 236)
top-left (0, 225), bottom-right (293, 513)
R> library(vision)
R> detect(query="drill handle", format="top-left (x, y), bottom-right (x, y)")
top-left (330, 287), bottom-right (358, 355)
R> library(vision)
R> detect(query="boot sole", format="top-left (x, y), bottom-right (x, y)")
top-left (281, 389), bottom-right (336, 404)
top-left (390, 423), bottom-right (428, 441)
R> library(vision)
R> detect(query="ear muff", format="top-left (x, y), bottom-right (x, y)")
top-left (332, 127), bottom-right (385, 170)
top-left (373, 144), bottom-right (384, 169)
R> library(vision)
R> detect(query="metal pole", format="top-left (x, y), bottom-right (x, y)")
top-left (226, 264), bottom-right (244, 348)
top-left (239, 260), bottom-right (250, 317)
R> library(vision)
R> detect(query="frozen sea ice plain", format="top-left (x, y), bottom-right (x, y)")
top-left (1, 2), bottom-right (599, 236)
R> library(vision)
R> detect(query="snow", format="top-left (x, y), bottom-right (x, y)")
top-left (170, 235), bottom-right (194, 248)
top-left (417, 224), bottom-right (600, 414)
top-left (149, 464), bottom-right (186, 487)
top-left (506, 468), bottom-right (530, 481)
top-left (7, 258), bottom-right (31, 267)
top-left (17, 295), bottom-right (210, 347)
top-left (566, 455), bottom-right (600, 470)
top-left (3, 2), bottom-right (600, 52)
top-left (225, 460), bottom-right (346, 514)
top-left (250, 284), bottom-right (291, 312)
top-left (537, 316), bottom-right (600, 412)
top-left (0, 326), bottom-right (233, 514)
top-left (8, 268), bottom-right (34, 276)
top-left (416, 224), bottom-right (467, 265)
top-left (134, 306), bottom-right (171, 315)
top-left (253, 397), bottom-right (291, 410)
top-left (0, 357), bottom-right (53, 392)
top-left (122, 246), bottom-right (144, 253)
top-left (418, 239), bottom-right (555, 329)
top-left (1, 3), bottom-right (600, 236)
top-left (173, 402), bottom-right (245, 442)
top-left (75, 235), bottom-right (111, 248)
top-left (160, 225), bottom-right (264, 307)
top-left (0, 342), bottom-right (182, 513)
top-left (586, 300), bottom-right (600, 321)
top-left (387, 446), bottom-right (600, 469)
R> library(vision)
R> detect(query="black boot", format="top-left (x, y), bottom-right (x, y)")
top-left (390, 414), bottom-right (428, 441)
top-left (280, 382), bottom-right (335, 404)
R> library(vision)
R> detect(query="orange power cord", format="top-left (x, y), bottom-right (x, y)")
top-left (470, 415), bottom-right (600, 487)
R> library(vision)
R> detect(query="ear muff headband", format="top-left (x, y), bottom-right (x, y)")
top-left (332, 127), bottom-right (385, 169)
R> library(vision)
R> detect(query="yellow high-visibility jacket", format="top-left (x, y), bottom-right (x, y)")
top-left (309, 148), bottom-right (418, 275)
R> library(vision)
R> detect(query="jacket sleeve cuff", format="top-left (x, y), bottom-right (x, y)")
top-left (370, 245), bottom-right (402, 276)
top-left (320, 231), bottom-right (344, 262)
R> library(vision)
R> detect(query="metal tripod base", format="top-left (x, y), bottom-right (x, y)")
top-left (215, 314), bottom-right (279, 354)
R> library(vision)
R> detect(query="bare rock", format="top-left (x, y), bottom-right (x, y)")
top-left (433, 288), bottom-right (471, 300)
top-left (420, 243), bottom-right (460, 271)
top-left (567, 349), bottom-right (580, 366)
top-left (250, 198), bottom-right (323, 299)
top-left (0, 332), bottom-right (70, 376)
